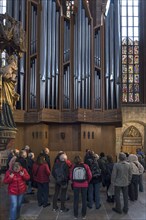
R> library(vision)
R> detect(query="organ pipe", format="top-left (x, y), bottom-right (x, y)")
top-left (114, 0), bottom-right (121, 108)
top-left (55, 11), bottom-right (59, 109)
top-left (51, 1), bottom-right (56, 109)
top-left (40, 0), bottom-right (47, 108)
top-left (47, 0), bottom-right (52, 108)
top-left (81, 8), bottom-right (85, 108)
top-left (110, 3), bottom-right (114, 109)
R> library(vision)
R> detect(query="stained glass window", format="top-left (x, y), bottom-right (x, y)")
top-left (66, 1), bottom-right (75, 18)
top-left (121, 0), bottom-right (139, 103)
top-left (0, 0), bottom-right (7, 66)
top-left (0, 0), bottom-right (6, 14)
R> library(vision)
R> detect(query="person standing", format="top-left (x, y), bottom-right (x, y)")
top-left (3, 162), bottom-right (30, 220)
top-left (111, 152), bottom-right (132, 214)
top-left (128, 154), bottom-right (144, 200)
top-left (52, 153), bottom-right (69, 212)
top-left (42, 147), bottom-right (51, 170)
top-left (84, 151), bottom-right (102, 209)
top-left (70, 155), bottom-right (92, 219)
top-left (32, 154), bottom-right (51, 207)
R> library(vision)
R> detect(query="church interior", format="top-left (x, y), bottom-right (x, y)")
top-left (0, 0), bottom-right (146, 163)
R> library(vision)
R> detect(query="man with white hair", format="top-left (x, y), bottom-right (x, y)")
top-left (42, 147), bottom-right (51, 170)
top-left (52, 153), bottom-right (69, 212)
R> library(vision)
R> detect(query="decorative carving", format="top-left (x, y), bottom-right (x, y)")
top-left (122, 126), bottom-right (142, 147)
top-left (123, 126), bottom-right (141, 137)
top-left (0, 13), bottom-right (26, 56)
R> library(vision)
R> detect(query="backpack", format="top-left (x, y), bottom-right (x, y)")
top-left (72, 164), bottom-right (87, 182)
top-left (53, 161), bottom-right (68, 185)
top-left (90, 160), bottom-right (101, 178)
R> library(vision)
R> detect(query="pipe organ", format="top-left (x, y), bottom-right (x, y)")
top-left (63, 18), bottom-right (70, 109)
top-left (9, 0), bottom-right (122, 123)
top-left (94, 28), bottom-right (101, 109)
top-left (74, 0), bottom-right (91, 109)
top-left (39, 0), bottom-right (60, 110)
top-left (8, 0), bottom-right (122, 154)
top-left (104, 0), bottom-right (121, 110)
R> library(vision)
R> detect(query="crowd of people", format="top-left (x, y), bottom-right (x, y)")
top-left (2, 145), bottom-right (146, 220)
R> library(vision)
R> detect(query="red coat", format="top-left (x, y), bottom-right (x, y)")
top-left (70, 163), bottom-right (92, 188)
top-left (3, 167), bottom-right (30, 195)
top-left (32, 162), bottom-right (50, 183)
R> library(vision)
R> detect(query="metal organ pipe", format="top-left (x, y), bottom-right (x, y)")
top-left (40, 0), bottom-right (47, 108)
top-left (98, 30), bottom-right (101, 67)
top-left (64, 21), bottom-right (67, 62)
top-left (114, 0), bottom-right (121, 108)
top-left (110, 3), bottom-right (114, 109)
top-left (47, 0), bottom-right (52, 108)
top-left (88, 24), bottom-right (91, 109)
top-left (105, 13), bottom-right (110, 110)
top-left (13, 0), bottom-right (19, 20)
top-left (51, 1), bottom-right (56, 109)
top-left (31, 6), bottom-right (33, 54)
top-left (85, 17), bottom-right (88, 109)
top-left (74, 16), bottom-right (78, 109)
top-left (81, 8), bottom-right (85, 108)
top-left (33, 7), bottom-right (36, 54)
top-left (74, 0), bottom-right (91, 109)
top-left (7, 0), bottom-right (12, 16)
top-left (67, 65), bottom-right (70, 108)
top-left (77, 0), bottom-right (82, 108)
top-left (55, 11), bottom-right (59, 109)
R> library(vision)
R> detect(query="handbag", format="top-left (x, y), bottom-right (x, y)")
top-left (32, 165), bottom-right (40, 188)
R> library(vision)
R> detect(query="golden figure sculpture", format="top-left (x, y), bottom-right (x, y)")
top-left (0, 13), bottom-right (26, 150)
top-left (0, 55), bottom-right (20, 111)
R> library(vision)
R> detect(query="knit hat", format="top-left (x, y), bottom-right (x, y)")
top-left (128, 154), bottom-right (138, 162)
top-left (119, 152), bottom-right (126, 161)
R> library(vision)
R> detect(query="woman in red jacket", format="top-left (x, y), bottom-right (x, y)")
top-left (70, 155), bottom-right (92, 219)
top-left (32, 154), bottom-right (51, 207)
top-left (4, 162), bottom-right (30, 220)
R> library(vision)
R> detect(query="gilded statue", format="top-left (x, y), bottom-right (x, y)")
top-left (0, 13), bottom-right (26, 150)
top-left (0, 55), bottom-right (20, 111)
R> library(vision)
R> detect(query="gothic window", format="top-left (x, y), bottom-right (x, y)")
top-left (121, 0), bottom-right (139, 103)
top-left (0, 0), bottom-right (6, 66)
top-left (0, 0), bottom-right (6, 13)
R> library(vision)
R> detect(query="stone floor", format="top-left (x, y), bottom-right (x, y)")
top-left (0, 173), bottom-right (146, 220)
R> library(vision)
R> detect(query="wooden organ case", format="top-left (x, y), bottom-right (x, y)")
top-left (8, 0), bottom-right (122, 159)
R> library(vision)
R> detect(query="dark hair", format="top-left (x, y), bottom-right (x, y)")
top-left (106, 155), bottom-right (113, 163)
top-left (37, 153), bottom-right (46, 165)
top-left (100, 152), bottom-right (105, 157)
top-left (74, 155), bottom-right (83, 165)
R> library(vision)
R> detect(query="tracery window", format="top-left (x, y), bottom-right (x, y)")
top-left (0, 0), bottom-right (6, 14)
top-left (121, 0), bottom-right (139, 103)
top-left (0, 0), bottom-right (7, 66)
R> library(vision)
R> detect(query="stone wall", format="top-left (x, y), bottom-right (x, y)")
top-left (116, 106), bottom-right (146, 155)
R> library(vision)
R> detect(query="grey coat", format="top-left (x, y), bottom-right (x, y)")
top-left (111, 161), bottom-right (132, 187)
